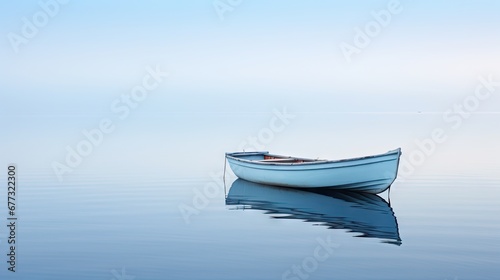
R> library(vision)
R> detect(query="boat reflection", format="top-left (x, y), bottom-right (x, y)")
top-left (226, 179), bottom-right (402, 245)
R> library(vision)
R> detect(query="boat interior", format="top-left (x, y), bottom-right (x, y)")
top-left (229, 152), bottom-right (321, 163)
top-left (260, 155), bottom-right (315, 163)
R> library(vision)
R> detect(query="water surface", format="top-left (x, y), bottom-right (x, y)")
top-left (1, 113), bottom-right (499, 280)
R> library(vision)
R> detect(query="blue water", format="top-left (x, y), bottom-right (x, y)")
top-left (2, 170), bottom-right (499, 280)
top-left (1, 113), bottom-right (499, 280)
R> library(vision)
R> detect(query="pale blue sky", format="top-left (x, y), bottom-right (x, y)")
top-left (1, 1), bottom-right (499, 173)
top-left (2, 0), bottom-right (499, 107)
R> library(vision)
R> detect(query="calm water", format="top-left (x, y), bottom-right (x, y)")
top-left (1, 114), bottom-right (499, 280)
top-left (0, 170), bottom-right (498, 279)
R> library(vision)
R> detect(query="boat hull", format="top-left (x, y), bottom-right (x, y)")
top-left (225, 148), bottom-right (401, 194)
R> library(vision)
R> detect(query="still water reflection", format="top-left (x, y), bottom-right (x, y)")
top-left (226, 179), bottom-right (402, 245)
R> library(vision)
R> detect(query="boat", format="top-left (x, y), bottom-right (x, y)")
top-left (225, 148), bottom-right (401, 194)
top-left (226, 179), bottom-right (402, 245)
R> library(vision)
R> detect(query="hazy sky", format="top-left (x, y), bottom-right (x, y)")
top-left (1, 1), bottom-right (499, 175)
top-left (2, 0), bottom-right (499, 115)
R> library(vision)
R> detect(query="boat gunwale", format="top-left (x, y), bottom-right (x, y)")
top-left (225, 148), bottom-right (401, 166)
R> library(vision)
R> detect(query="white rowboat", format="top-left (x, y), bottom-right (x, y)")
top-left (225, 148), bottom-right (402, 194)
